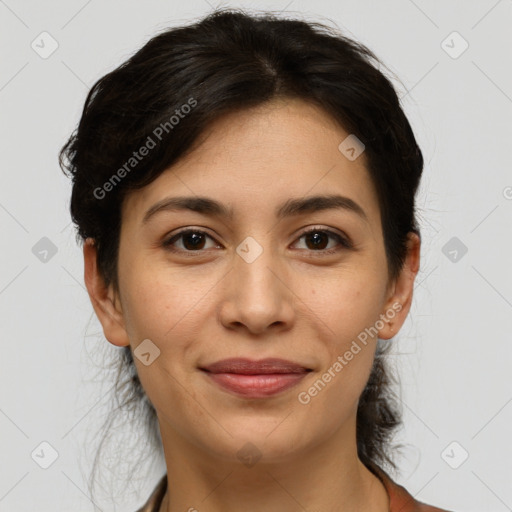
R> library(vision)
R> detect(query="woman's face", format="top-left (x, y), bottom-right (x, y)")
top-left (86, 97), bottom-right (419, 465)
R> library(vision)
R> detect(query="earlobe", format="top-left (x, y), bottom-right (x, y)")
top-left (378, 232), bottom-right (421, 340)
top-left (83, 238), bottom-right (130, 347)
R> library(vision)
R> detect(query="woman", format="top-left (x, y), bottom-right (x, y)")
top-left (60, 8), bottom-right (453, 512)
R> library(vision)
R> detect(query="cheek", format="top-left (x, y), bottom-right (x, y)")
top-left (120, 264), bottom-right (209, 346)
top-left (290, 342), bottom-right (376, 452)
top-left (312, 272), bottom-right (386, 351)
top-left (300, 271), bottom-right (384, 407)
top-left (121, 270), bottom-right (211, 422)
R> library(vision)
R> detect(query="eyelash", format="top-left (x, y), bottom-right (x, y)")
top-left (161, 226), bottom-right (352, 257)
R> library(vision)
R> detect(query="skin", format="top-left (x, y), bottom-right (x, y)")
top-left (84, 97), bottom-right (420, 512)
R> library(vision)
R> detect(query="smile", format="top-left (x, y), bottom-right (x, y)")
top-left (199, 357), bottom-right (312, 398)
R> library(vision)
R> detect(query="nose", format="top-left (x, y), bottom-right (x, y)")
top-left (218, 241), bottom-right (295, 336)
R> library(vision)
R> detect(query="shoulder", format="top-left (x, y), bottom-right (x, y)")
top-left (134, 474), bottom-right (167, 512)
top-left (367, 462), bottom-right (455, 512)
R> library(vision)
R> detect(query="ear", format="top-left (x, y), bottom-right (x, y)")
top-left (83, 238), bottom-right (130, 347)
top-left (378, 232), bottom-right (421, 340)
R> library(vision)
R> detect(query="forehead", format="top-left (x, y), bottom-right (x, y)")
top-left (121, 97), bottom-right (381, 232)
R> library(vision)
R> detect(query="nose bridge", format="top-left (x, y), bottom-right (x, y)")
top-left (234, 234), bottom-right (281, 296)
top-left (221, 233), bottom-right (292, 331)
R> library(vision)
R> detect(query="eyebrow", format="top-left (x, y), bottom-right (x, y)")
top-left (142, 194), bottom-right (369, 225)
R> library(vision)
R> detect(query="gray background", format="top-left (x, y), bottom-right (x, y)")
top-left (1, 0), bottom-right (511, 511)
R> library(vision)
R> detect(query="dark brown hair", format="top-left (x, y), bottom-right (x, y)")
top-left (60, 7), bottom-right (422, 502)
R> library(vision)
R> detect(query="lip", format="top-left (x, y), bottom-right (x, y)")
top-left (200, 358), bottom-right (311, 398)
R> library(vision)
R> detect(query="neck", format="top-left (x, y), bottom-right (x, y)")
top-left (157, 421), bottom-right (389, 512)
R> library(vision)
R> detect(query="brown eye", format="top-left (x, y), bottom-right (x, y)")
top-left (162, 229), bottom-right (219, 253)
top-left (293, 227), bottom-right (352, 254)
top-left (162, 226), bottom-right (351, 256)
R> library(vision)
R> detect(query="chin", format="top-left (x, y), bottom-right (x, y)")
top-left (203, 415), bottom-right (314, 463)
